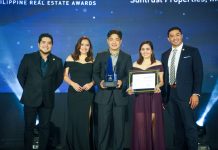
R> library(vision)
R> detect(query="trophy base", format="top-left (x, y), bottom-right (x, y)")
top-left (103, 81), bottom-right (118, 88)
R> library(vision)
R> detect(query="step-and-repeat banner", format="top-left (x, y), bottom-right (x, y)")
top-left (0, 0), bottom-right (218, 94)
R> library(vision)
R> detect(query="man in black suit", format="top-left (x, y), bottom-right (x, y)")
top-left (17, 33), bottom-right (63, 150)
top-left (161, 27), bottom-right (203, 150)
top-left (93, 30), bottom-right (132, 150)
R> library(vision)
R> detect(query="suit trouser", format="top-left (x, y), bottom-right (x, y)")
top-left (97, 94), bottom-right (126, 150)
top-left (24, 105), bottom-right (52, 150)
top-left (167, 87), bottom-right (198, 150)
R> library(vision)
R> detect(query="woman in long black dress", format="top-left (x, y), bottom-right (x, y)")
top-left (64, 36), bottom-right (95, 150)
top-left (127, 41), bottom-right (165, 150)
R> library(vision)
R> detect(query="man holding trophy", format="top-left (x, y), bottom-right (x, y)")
top-left (93, 29), bottom-right (132, 150)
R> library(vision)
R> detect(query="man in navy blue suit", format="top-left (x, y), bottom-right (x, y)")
top-left (161, 26), bottom-right (203, 150)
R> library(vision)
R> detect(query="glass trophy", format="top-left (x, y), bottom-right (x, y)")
top-left (103, 56), bottom-right (118, 87)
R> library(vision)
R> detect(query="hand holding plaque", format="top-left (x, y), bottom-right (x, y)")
top-left (103, 56), bottom-right (118, 88)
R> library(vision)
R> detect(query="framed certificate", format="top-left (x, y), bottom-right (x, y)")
top-left (129, 70), bottom-right (159, 93)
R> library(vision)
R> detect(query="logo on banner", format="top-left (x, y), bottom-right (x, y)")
top-left (0, 0), bottom-right (97, 6)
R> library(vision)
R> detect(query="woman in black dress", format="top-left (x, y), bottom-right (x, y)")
top-left (64, 36), bottom-right (95, 150)
top-left (127, 41), bottom-right (165, 150)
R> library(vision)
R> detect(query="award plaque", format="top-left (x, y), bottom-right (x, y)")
top-left (103, 56), bottom-right (118, 88)
top-left (129, 70), bottom-right (159, 92)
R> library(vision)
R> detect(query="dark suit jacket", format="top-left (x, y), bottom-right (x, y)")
top-left (93, 50), bottom-right (132, 106)
top-left (17, 51), bottom-right (63, 108)
top-left (161, 45), bottom-right (203, 103)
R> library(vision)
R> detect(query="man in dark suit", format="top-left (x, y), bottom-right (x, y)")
top-left (161, 27), bottom-right (203, 150)
top-left (17, 33), bottom-right (63, 150)
top-left (93, 30), bottom-right (132, 150)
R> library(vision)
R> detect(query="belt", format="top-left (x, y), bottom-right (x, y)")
top-left (170, 83), bottom-right (176, 88)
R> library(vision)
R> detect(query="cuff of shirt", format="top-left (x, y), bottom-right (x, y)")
top-left (192, 93), bottom-right (200, 97)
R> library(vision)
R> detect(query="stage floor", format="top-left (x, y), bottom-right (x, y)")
top-left (0, 93), bottom-right (217, 150)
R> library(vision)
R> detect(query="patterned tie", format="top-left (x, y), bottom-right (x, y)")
top-left (169, 49), bottom-right (177, 85)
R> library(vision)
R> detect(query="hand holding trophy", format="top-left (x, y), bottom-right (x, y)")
top-left (103, 56), bottom-right (118, 88)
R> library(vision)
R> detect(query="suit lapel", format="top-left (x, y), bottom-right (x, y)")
top-left (45, 54), bottom-right (55, 78)
top-left (115, 50), bottom-right (124, 72)
top-left (176, 45), bottom-right (187, 77)
top-left (166, 49), bottom-right (171, 61)
top-left (105, 50), bottom-right (111, 59)
top-left (35, 52), bottom-right (43, 75)
top-left (104, 51), bottom-right (111, 68)
top-left (165, 49), bottom-right (171, 73)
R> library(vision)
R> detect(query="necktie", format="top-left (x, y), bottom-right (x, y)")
top-left (169, 49), bottom-right (177, 85)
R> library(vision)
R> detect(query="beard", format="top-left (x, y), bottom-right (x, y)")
top-left (40, 49), bottom-right (51, 55)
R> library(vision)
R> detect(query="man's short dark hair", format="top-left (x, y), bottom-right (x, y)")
top-left (107, 30), bottom-right (122, 39)
top-left (38, 33), bottom-right (53, 44)
top-left (167, 27), bottom-right (183, 37)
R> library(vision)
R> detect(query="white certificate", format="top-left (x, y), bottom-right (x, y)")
top-left (132, 73), bottom-right (156, 90)
top-left (129, 70), bottom-right (158, 92)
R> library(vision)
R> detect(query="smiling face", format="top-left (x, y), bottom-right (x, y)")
top-left (79, 39), bottom-right (90, 55)
top-left (140, 43), bottom-right (152, 59)
top-left (168, 29), bottom-right (183, 48)
top-left (38, 37), bottom-right (52, 54)
top-left (107, 33), bottom-right (122, 52)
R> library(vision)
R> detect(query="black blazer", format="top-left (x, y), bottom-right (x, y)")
top-left (17, 51), bottom-right (64, 108)
top-left (161, 45), bottom-right (203, 103)
top-left (93, 50), bottom-right (132, 106)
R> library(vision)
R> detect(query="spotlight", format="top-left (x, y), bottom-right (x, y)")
top-left (196, 79), bottom-right (218, 150)
top-left (0, 49), bottom-right (23, 99)
top-left (197, 79), bottom-right (218, 128)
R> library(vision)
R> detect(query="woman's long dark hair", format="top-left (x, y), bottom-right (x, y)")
top-left (137, 40), bottom-right (156, 65)
top-left (71, 36), bottom-right (94, 62)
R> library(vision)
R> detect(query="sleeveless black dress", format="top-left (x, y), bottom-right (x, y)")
top-left (65, 61), bottom-right (94, 150)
